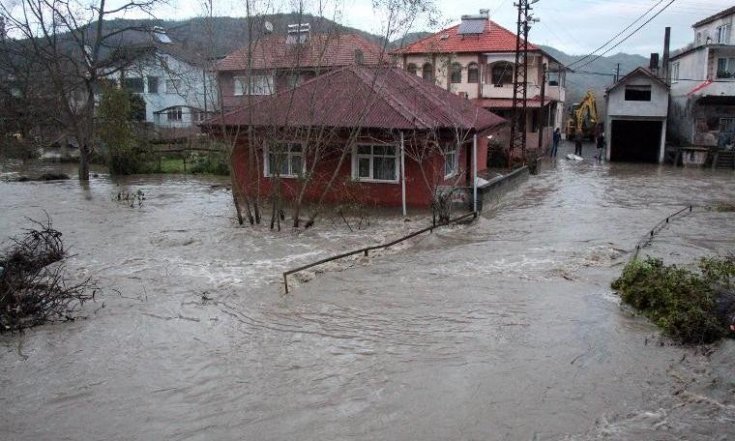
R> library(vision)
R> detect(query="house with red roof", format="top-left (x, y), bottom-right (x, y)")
top-left (669, 6), bottom-right (735, 161)
top-left (392, 10), bottom-right (567, 153)
top-left (215, 23), bottom-right (386, 111)
top-left (202, 65), bottom-right (506, 213)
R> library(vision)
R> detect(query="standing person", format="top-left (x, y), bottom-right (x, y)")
top-left (574, 130), bottom-right (583, 156)
top-left (596, 133), bottom-right (606, 162)
top-left (551, 128), bottom-right (561, 158)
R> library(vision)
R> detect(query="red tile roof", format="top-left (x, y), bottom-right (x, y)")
top-left (216, 33), bottom-right (386, 72)
top-left (394, 20), bottom-right (538, 55)
top-left (204, 66), bottom-right (505, 132)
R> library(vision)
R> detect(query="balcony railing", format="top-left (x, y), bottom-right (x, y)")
top-left (481, 82), bottom-right (565, 102)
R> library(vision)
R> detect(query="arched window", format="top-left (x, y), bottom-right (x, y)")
top-left (422, 63), bottom-right (434, 82)
top-left (491, 62), bottom-right (514, 86)
top-left (467, 62), bottom-right (479, 83)
top-left (450, 62), bottom-right (462, 83)
top-left (407, 63), bottom-right (417, 75)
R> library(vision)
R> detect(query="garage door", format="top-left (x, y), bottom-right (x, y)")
top-left (610, 120), bottom-right (662, 163)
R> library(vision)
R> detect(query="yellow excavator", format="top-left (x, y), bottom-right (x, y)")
top-left (565, 90), bottom-right (599, 141)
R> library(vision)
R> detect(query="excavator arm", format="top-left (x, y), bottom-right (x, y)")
top-left (574, 91), bottom-right (598, 133)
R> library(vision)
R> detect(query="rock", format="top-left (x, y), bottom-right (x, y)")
top-left (38, 173), bottom-right (70, 181)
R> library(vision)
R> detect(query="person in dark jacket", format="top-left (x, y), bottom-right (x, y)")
top-left (551, 128), bottom-right (561, 158)
top-left (574, 130), bottom-right (583, 156)
top-left (596, 133), bottom-right (605, 161)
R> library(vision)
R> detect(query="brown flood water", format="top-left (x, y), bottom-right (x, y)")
top-left (1, 145), bottom-right (735, 440)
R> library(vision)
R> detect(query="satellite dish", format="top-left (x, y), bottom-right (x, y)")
top-left (264, 21), bottom-right (273, 34)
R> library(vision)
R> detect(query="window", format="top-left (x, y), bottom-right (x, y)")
top-left (467, 62), bottom-right (479, 83)
top-left (491, 62), bottom-right (513, 86)
top-left (624, 85), bottom-right (652, 101)
top-left (696, 31), bottom-right (702, 45)
top-left (354, 144), bottom-right (398, 182)
top-left (286, 73), bottom-right (300, 89)
top-left (354, 49), bottom-right (364, 64)
top-left (166, 79), bottom-right (181, 94)
top-left (450, 62), bottom-right (462, 83)
top-left (123, 77), bottom-right (144, 93)
top-left (717, 57), bottom-right (735, 78)
top-left (422, 63), bottom-right (433, 82)
top-left (720, 118), bottom-right (735, 133)
top-left (444, 145), bottom-right (458, 178)
top-left (265, 142), bottom-right (304, 177)
top-left (234, 74), bottom-right (274, 96)
top-left (716, 24), bottom-right (731, 44)
top-left (671, 61), bottom-right (680, 82)
top-left (166, 107), bottom-right (183, 121)
top-left (407, 63), bottom-right (417, 75)
top-left (147, 76), bottom-right (159, 94)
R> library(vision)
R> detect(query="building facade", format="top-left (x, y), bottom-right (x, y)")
top-left (392, 10), bottom-right (566, 152)
top-left (204, 66), bottom-right (505, 210)
top-left (669, 6), bottom-right (735, 147)
top-left (216, 25), bottom-right (385, 111)
top-left (605, 67), bottom-right (670, 163)
top-left (102, 29), bottom-right (218, 139)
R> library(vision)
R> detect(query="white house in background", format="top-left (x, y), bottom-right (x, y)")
top-left (605, 67), bottom-right (670, 163)
top-left (668, 6), bottom-right (735, 146)
top-left (102, 29), bottom-right (218, 138)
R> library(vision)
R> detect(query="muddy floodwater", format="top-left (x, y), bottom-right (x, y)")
top-left (2, 146), bottom-right (735, 440)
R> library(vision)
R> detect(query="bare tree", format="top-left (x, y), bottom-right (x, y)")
top-left (0, 0), bottom-right (168, 181)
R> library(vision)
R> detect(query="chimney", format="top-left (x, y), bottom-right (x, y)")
top-left (649, 52), bottom-right (660, 75)
top-left (286, 23), bottom-right (310, 45)
top-left (662, 27), bottom-right (671, 84)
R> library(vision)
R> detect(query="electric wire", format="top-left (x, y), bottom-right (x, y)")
top-left (572, 0), bottom-right (678, 71)
top-left (565, 0), bottom-right (669, 69)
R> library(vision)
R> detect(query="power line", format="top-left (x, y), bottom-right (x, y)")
top-left (573, 0), bottom-right (677, 71)
top-left (566, 0), bottom-right (669, 69)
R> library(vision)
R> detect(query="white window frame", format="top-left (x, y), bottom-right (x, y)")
top-left (166, 107), bottom-right (183, 122)
top-left (717, 57), bottom-right (735, 79)
top-left (444, 144), bottom-right (459, 178)
top-left (234, 74), bottom-right (274, 96)
top-left (671, 61), bottom-right (680, 83)
top-left (264, 142), bottom-right (305, 178)
top-left (352, 144), bottom-right (399, 183)
top-left (716, 24), bottom-right (731, 44)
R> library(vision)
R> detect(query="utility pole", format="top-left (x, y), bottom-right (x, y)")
top-left (509, 0), bottom-right (539, 166)
top-left (615, 63), bottom-right (621, 83)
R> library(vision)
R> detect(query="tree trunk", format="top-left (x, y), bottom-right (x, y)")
top-left (78, 144), bottom-right (90, 181)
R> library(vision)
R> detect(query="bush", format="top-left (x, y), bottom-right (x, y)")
top-left (612, 256), bottom-right (735, 344)
top-left (190, 153), bottom-right (229, 175)
top-left (0, 219), bottom-right (97, 332)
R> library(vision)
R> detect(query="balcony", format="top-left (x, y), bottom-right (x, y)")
top-left (481, 82), bottom-right (565, 102)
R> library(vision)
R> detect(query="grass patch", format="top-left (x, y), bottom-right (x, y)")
top-left (612, 256), bottom-right (735, 344)
top-left (157, 157), bottom-right (187, 173)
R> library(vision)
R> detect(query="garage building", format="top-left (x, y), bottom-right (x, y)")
top-left (604, 67), bottom-right (670, 163)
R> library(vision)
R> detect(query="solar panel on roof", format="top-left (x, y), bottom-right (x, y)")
top-left (458, 19), bottom-right (485, 35)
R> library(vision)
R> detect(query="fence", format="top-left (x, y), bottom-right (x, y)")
top-left (631, 205), bottom-right (694, 261)
top-left (282, 211), bottom-right (478, 293)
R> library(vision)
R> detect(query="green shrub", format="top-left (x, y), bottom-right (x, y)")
top-left (190, 153), bottom-right (229, 175)
top-left (612, 256), bottom-right (734, 344)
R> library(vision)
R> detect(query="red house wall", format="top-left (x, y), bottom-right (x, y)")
top-left (230, 136), bottom-right (488, 208)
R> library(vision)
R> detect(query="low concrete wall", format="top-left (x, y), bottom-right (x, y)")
top-left (475, 166), bottom-right (529, 211)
